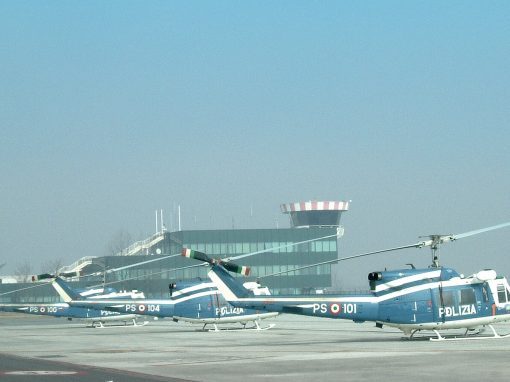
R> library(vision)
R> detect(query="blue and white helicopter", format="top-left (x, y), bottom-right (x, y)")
top-left (0, 272), bottom-right (147, 327)
top-left (50, 271), bottom-right (277, 331)
top-left (184, 222), bottom-right (510, 341)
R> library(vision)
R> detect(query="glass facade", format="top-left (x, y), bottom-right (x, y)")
top-left (171, 227), bottom-right (338, 294)
top-left (0, 227), bottom-right (339, 302)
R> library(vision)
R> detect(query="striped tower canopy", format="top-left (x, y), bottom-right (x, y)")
top-left (280, 200), bottom-right (349, 228)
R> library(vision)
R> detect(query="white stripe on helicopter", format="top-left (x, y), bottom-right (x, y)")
top-left (170, 282), bottom-right (216, 297)
top-left (374, 270), bottom-right (442, 293)
top-left (1, 303), bottom-right (69, 310)
top-left (67, 289), bottom-right (222, 308)
top-left (210, 270), bottom-right (500, 306)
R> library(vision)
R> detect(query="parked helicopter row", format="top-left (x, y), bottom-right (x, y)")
top-left (0, 271), bottom-right (278, 330)
top-left (51, 276), bottom-right (277, 331)
top-left (0, 232), bottom-right (337, 330)
top-left (2, 222), bottom-right (510, 340)
top-left (0, 265), bottom-right (279, 330)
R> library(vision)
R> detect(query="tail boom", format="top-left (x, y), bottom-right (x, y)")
top-left (51, 277), bottom-right (83, 302)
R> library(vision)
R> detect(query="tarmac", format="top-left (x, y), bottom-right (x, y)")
top-left (1, 312), bottom-right (510, 382)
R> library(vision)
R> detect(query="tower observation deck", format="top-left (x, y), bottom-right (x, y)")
top-left (280, 200), bottom-right (349, 228)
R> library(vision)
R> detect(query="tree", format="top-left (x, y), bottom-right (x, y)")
top-left (14, 260), bottom-right (33, 283)
top-left (40, 258), bottom-right (64, 276)
top-left (105, 230), bottom-right (133, 256)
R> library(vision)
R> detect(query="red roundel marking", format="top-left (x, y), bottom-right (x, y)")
top-left (330, 303), bottom-right (341, 315)
top-left (138, 305), bottom-right (146, 312)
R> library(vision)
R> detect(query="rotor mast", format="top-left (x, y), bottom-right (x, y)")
top-left (417, 234), bottom-right (455, 268)
top-left (429, 235), bottom-right (444, 268)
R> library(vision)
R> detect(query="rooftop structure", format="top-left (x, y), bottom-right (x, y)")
top-left (280, 200), bottom-right (349, 228)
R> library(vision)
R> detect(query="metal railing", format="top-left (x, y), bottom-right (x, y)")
top-left (59, 256), bottom-right (96, 274)
top-left (59, 232), bottom-right (167, 275)
top-left (114, 231), bottom-right (165, 256)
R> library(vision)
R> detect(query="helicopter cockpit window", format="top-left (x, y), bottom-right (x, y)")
top-left (497, 284), bottom-right (508, 304)
top-left (460, 288), bottom-right (476, 305)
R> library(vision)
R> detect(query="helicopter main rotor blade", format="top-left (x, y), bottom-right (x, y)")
top-left (81, 221), bottom-right (510, 280)
top-left (182, 248), bottom-right (212, 263)
top-left (450, 221), bottom-right (510, 241)
top-left (181, 248), bottom-right (251, 275)
top-left (86, 253), bottom-right (181, 277)
top-left (31, 273), bottom-right (54, 282)
top-left (261, 243), bottom-right (420, 278)
top-left (415, 221), bottom-right (510, 248)
top-left (66, 233), bottom-right (340, 280)
top-left (31, 271), bottom-right (80, 282)
top-left (221, 261), bottom-right (251, 276)
top-left (59, 271), bottom-right (79, 278)
top-left (229, 232), bottom-right (341, 262)
top-left (262, 220), bottom-right (510, 278)
top-left (87, 262), bottom-right (207, 289)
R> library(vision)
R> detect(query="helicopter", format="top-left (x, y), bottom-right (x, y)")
top-left (50, 274), bottom-right (277, 331)
top-left (0, 275), bottom-right (147, 328)
top-left (183, 221), bottom-right (510, 341)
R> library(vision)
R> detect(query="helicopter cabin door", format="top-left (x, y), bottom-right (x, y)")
top-left (379, 289), bottom-right (434, 324)
top-left (433, 284), bottom-right (478, 322)
top-left (213, 292), bottom-right (232, 319)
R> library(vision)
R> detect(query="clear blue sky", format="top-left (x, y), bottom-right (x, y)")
top-left (1, 1), bottom-right (509, 286)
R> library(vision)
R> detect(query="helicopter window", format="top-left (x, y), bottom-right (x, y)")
top-left (460, 289), bottom-right (475, 305)
top-left (442, 291), bottom-right (455, 306)
top-left (497, 285), bottom-right (507, 304)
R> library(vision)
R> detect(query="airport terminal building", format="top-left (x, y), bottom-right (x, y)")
top-left (0, 201), bottom-right (349, 302)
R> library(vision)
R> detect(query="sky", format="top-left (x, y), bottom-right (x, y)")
top-left (1, 1), bottom-right (509, 287)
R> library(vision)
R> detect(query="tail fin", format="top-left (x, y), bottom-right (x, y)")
top-left (51, 277), bottom-right (83, 302)
top-left (207, 264), bottom-right (252, 301)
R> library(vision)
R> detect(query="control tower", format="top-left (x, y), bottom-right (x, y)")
top-left (280, 200), bottom-right (349, 228)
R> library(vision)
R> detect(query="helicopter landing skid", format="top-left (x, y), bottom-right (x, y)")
top-left (203, 322), bottom-right (276, 332)
top-left (90, 319), bottom-right (149, 328)
top-left (429, 325), bottom-right (510, 341)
